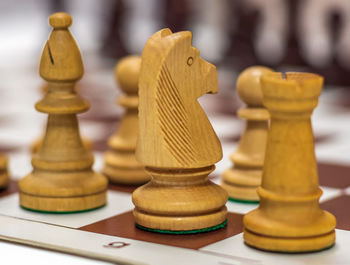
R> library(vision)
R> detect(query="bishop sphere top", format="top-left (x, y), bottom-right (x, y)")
top-left (40, 12), bottom-right (84, 83)
top-left (49, 12), bottom-right (72, 28)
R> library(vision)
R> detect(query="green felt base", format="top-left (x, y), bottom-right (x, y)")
top-left (20, 204), bottom-right (106, 214)
top-left (136, 219), bottom-right (228, 234)
top-left (228, 197), bottom-right (259, 204)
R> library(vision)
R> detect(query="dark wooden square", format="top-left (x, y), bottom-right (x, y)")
top-left (321, 194), bottom-right (350, 230)
top-left (79, 211), bottom-right (244, 250)
top-left (318, 163), bottom-right (350, 189)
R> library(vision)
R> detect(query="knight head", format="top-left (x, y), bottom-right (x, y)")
top-left (139, 28), bottom-right (218, 100)
top-left (137, 29), bottom-right (222, 169)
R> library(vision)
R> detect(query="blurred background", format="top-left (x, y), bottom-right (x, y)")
top-left (1, 1), bottom-right (350, 262)
top-left (1, 0), bottom-right (350, 127)
top-left (2, 0), bottom-right (350, 82)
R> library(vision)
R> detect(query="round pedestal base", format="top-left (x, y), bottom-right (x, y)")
top-left (103, 165), bottom-right (149, 185)
top-left (136, 219), bottom-right (227, 234)
top-left (0, 171), bottom-right (9, 189)
top-left (222, 168), bottom-right (261, 202)
top-left (19, 190), bottom-right (107, 213)
top-left (103, 151), bottom-right (149, 185)
top-left (19, 171), bottom-right (107, 212)
top-left (222, 181), bottom-right (259, 202)
top-left (132, 166), bottom-right (228, 232)
top-left (244, 228), bottom-right (335, 253)
top-left (134, 206), bottom-right (227, 232)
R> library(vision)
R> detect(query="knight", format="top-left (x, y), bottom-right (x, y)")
top-left (132, 28), bottom-right (228, 233)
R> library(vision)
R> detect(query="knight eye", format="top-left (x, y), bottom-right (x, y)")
top-left (187, 57), bottom-right (194, 66)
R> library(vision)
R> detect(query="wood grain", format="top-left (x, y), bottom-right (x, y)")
top-left (18, 12), bottom-right (107, 212)
top-left (132, 28), bottom-right (227, 232)
top-left (243, 72), bottom-right (336, 252)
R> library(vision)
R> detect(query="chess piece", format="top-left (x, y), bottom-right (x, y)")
top-left (132, 29), bottom-right (228, 233)
top-left (103, 56), bottom-right (149, 185)
top-left (0, 154), bottom-right (9, 189)
top-left (31, 84), bottom-right (92, 154)
top-left (243, 72), bottom-right (336, 252)
top-left (222, 66), bottom-right (273, 202)
top-left (19, 12), bottom-right (108, 212)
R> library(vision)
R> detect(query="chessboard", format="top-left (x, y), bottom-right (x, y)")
top-left (0, 53), bottom-right (350, 265)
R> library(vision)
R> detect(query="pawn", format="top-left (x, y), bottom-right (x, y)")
top-left (103, 56), bottom-right (149, 185)
top-left (0, 154), bottom-right (9, 189)
top-left (222, 66), bottom-right (273, 202)
top-left (243, 72), bottom-right (336, 252)
top-left (19, 12), bottom-right (107, 212)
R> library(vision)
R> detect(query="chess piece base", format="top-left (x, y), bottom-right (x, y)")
top-left (222, 167), bottom-right (261, 201)
top-left (0, 155), bottom-right (9, 189)
top-left (19, 191), bottom-right (106, 213)
top-left (0, 172), bottom-right (9, 189)
top-left (243, 190), bottom-right (336, 253)
top-left (133, 206), bottom-right (227, 232)
top-left (136, 218), bottom-right (227, 234)
top-left (19, 171), bottom-right (107, 212)
top-left (103, 151), bottom-right (149, 185)
top-left (132, 166), bottom-right (228, 232)
top-left (104, 166), bottom-right (149, 185)
top-left (244, 228), bottom-right (335, 253)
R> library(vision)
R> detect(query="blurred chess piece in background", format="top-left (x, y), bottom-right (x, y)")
top-left (298, 0), bottom-right (350, 70)
top-left (103, 55), bottom-right (149, 185)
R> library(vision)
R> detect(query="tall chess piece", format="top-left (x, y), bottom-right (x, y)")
top-left (132, 29), bottom-right (228, 233)
top-left (103, 56), bottom-right (149, 185)
top-left (244, 72), bottom-right (336, 252)
top-left (0, 154), bottom-right (8, 189)
top-left (19, 13), bottom-right (108, 212)
top-left (222, 66), bottom-right (273, 202)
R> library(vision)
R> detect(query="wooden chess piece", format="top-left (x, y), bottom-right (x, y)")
top-left (243, 72), bottom-right (336, 252)
top-left (222, 66), bottom-right (273, 202)
top-left (31, 84), bottom-right (92, 154)
top-left (103, 55), bottom-right (149, 185)
top-left (0, 154), bottom-right (9, 189)
top-left (132, 29), bottom-right (228, 233)
top-left (19, 12), bottom-right (108, 212)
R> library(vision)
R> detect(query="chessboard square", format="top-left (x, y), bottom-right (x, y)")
top-left (320, 186), bottom-right (343, 203)
top-left (320, 195), bottom-right (350, 230)
top-left (226, 199), bottom-right (259, 214)
top-left (9, 151), bottom-right (33, 180)
top-left (0, 215), bottom-right (246, 265)
top-left (0, 190), bottom-right (133, 228)
top-left (318, 163), bottom-right (350, 189)
top-left (0, 180), bottom-right (18, 198)
top-left (79, 211), bottom-right (244, 250)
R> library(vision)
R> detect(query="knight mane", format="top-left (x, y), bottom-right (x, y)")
top-left (139, 29), bottom-right (192, 95)
top-left (138, 29), bottom-right (196, 167)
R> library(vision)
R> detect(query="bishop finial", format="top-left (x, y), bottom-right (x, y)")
top-left (40, 12), bottom-right (84, 82)
top-left (49, 12), bottom-right (72, 29)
